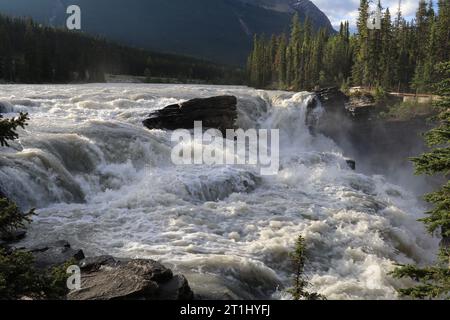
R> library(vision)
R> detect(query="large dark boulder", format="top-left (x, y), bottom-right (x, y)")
top-left (143, 95), bottom-right (237, 133)
top-left (10, 239), bottom-right (194, 300)
top-left (68, 256), bottom-right (193, 300)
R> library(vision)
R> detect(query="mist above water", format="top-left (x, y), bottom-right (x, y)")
top-left (0, 84), bottom-right (438, 299)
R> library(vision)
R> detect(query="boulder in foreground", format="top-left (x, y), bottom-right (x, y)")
top-left (143, 95), bottom-right (237, 133)
top-left (68, 256), bottom-right (193, 300)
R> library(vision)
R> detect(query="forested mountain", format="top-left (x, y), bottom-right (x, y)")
top-left (0, 15), bottom-right (243, 84)
top-left (247, 0), bottom-right (450, 93)
top-left (0, 0), bottom-right (335, 66)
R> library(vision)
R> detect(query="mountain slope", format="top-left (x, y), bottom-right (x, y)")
top-left (237, 0), bottom-right (334, 31)
top-left (0, 0), bottom-right (335, 66)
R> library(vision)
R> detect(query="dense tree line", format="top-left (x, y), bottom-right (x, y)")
top-left (247, 0), bottom-right (450, 93)
top-left (0, 15), bottom-right (243, 84)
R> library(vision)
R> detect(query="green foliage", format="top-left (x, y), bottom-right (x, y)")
top-left (352, 0), bottom-right (370, 86)
top-left (0, 248), bottom-right (40, 299)
top-left (247, 0), bottom-right (449, 94)
top-left (340, 78), bottom-right (351, 94)
top-left (374, 85), bottom-right (388, 103)
top-left (45, 259), bottom-right (76, 300)
top-left (391, 262), bottom-right (450, 299)
top-left (393, 61), bottom-right (450, 299)
top-left (0, 113), bottom-right (29, 147)
top-left (247, 15), bottom-right (349, 90)
top-left (0, 197), bottom-right (34, 236)
top-left (0, 248), bottom-right (71, 300)
top-left (288, 235), bottom-right (325, 300)
top-left (0, 195), bottom-right (67, 300)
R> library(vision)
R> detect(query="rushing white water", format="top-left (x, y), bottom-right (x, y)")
top-left (0, 83), bottom-right (439, 299)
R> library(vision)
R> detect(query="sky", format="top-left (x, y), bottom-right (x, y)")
top-left (311, 0), bottom-right (432, 30)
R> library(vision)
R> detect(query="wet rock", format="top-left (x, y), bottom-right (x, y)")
top-left (28, 240), bottom-right (85, 269)
top-left (79, 255), bottom-right (118, 271)
top-left (1, 229), bottom-right (27, 242)
top-left (346, 92), bottom-right (377, 119)
top-left (68, 256), bottom-right (194, 300)
top-left (314, 87), bottom-right (349, 112)
top-left (158, 274), bottom-right (193, 300)
top-left (143, 95), bottom-right (237, 133)
top-left (345, 159), bottom-right (356, 170)
top-left (310, 88), bottom-right (350, 123)
top-left (309, 87), bottom-right (354, 147)
top-left (305, 96), bottom-right (320, 133)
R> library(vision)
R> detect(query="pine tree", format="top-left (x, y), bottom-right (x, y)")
top-left (0, 113), bottom-right (29, 147)
top-left (300, 17), bottom-right (313, 89)
top-left (412, 0), bottom-right (435, 93)
top-left (353, 0), bottom-right (370, 86)
top-left (289, 235), bottom-right (325, 300)
top-left (381, 8), bottom-right (396, 89)
top-left (289, 13), bottom-right (303, 89)
top-left (275, 34), bottom-right (287, 87)
top-left (269, 35), bottom-right (278, 84)
top-left (366, 0), bottom-right (384, 87)
top-left (435, 0), bottom-right (450, 62)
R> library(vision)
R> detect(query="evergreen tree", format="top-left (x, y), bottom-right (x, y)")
top-left (275, 34), bottom-right (287, 87)
top-left (352, 0), bottom-right (370, 86)
top-left (289, 13), bottom-right (303, 88)
top-left (381, 8), bottom-right (396, 89)
top-left (269, 35), bottom-right (278, 84)
top-left (435, 0), bottom-right (450, 62)
top-left (0, 113), bottom-right (29, 147)
top-left (412, 1), bottom-right (435, 93)
top-left (289, 235), bottom-right (325, 300)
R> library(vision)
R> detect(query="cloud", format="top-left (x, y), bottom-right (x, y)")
top-left (311, 0), bottom-right (424, 29)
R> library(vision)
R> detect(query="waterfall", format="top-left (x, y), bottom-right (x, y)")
top-left (0, 83), bottom-right (438, 299)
